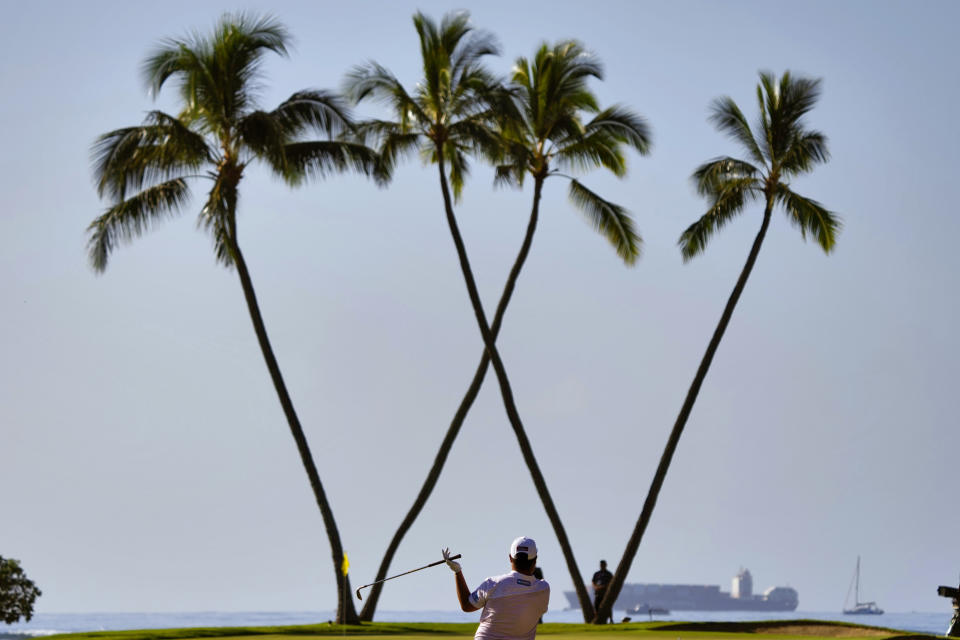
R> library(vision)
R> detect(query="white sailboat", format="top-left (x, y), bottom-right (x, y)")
top-left (843, 556), bottom-right (884, 615)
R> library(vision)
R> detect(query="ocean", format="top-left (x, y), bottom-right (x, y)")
top-left (2, 610), bottom-right (953, 638)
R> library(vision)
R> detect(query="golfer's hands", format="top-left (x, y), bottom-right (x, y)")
top-left (442, 547), bottom-right (461, 574)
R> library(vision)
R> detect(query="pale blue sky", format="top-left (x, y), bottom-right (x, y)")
top-left (2, 0), bottom-right (958, 617)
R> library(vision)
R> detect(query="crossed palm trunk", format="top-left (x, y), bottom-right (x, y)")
top-left (433, 156), bottom-right (594, 617)
top-left (224, 207), bottom-right (361, 625)
top-left (359, 177), bottom-right (549, 619)
top-left (594, 203), bottom-right (773, 624)
top-left (350, 19), bottom-right (646, 623)
top-left (361, 165), bottom-right (594, 621)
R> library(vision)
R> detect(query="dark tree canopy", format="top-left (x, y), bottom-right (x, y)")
top-left (0, 556), bottom-right (41, 624)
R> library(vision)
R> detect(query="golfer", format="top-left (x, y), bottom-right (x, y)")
top-left (443, 537), bottom-right (550, 640)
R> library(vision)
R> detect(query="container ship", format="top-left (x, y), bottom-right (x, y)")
top-left (564, 568), bottom-right (799, 612)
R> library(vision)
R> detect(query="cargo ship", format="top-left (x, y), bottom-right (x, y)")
top-left (564, 568), bottom-right (799, 612)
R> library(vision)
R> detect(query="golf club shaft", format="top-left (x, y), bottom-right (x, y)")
top-left (355, 554), bottom-right (461, 600)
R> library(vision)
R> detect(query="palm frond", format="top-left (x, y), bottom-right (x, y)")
top-left (344, 62), bottom-right (428, 128)
top-left (449, 28), bottom-right (500, 89)
top-left (708, 96), bottom-right (765, 164)
top-left (466, 79), bottom-right (519, 132)
top-left (757, 70), bottom-right (823, 162)
top-left (413, 11), bottom-right (500, 113)
top-left (141, 44), bottom-right (190, 99)
top-left (567, 178), bottom-right (641, 265)
top-left (92, 111), bottom-right (210, 201)
top-left (543, 42), bottom-right (602, 115)
top-left (517, 41), bottom-right (602, 142)
top-left (241, 95), bottom-right (365, 182)
top-left (447, 115), bottom-right (502, 163)
top-left (758, 70), bottom-right (778, 125)
top-left (583, 105), bottom-right (651, 155)
top-left (87, 178), bottom-right (192, 271)
top-left (493, 163), bottom-right (525, 189)
top-left (446, 74), bottom-right (508, 130)
top-left (558, 39), bottom-right (603, 78)
top-left (510, 55), bottom-right (534, 107)
top-left (207, 213), bottom-right (234, 268)
top-left (444, 145), bottom-right (471, 201)
top-left (417, 11), bottom-right (503, 135)
top-left (273, 90), bottom-right (353, 137)
top-left (437, 11), bottom-right (471, 57)
top-left (284, 141), bottom-right (381, 185)
top-left (377, 131), bottom-right (422, 183)
top-left (412, 12), bottom-right (441, 104)
top-left (414, 11), bottom-right (454, 109)
top-left (775, 184), bottom-right (841, 253)
top-left (351, 120), bottom-right (421, 181)
top-left (349, 119), bottom-right (396, 145)
top-left (554, 131), bottom-right (626, 176)
top-left (554, 106), bottom-right (651, 177)
top-left (238, 110), bottom-right (287, 172)
top-left (779, 130), bottom-right (829, 176)
top-left (756, 74), bottom-right (774, 162)
top-left (777, 72), bottom-right (822, 131)
top-left (679, 177), bottom-right (758, 262)
top-left (539, 112), bottom-right (587, 149)
top-left (692, 156), bottom-right (761, 197)
top-left (197, 170), bottom-right (237, 267)
top-left (491, 129), bottom-right (533, 183)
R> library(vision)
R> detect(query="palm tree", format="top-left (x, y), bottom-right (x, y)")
top-left (346, 14), bottom-right (624, 621)
top-left (87, 13), bottom-right (378, 624)
top-left (477, 40), bottom-right (651, 620)
top-left (596, 71), bottom-right (840, 624)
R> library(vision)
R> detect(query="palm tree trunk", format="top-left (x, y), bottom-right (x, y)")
top-left (360, 177), bottom-right (547, 620)
top-left (226, 212), bottom-right (359, 625)
top-left (594, 202), bottom-right (773, 624)
top-left (434, 160), bottom-right (595, 620)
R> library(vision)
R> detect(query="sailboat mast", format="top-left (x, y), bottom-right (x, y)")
top-left (855, 556), bottom-right (861, 605)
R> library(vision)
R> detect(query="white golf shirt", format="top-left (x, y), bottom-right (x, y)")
top-left (469, 571), bottom-right (549, 640)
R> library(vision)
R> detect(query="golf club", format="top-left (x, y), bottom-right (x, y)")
top-left (355, 554), bottom-right (461, 600)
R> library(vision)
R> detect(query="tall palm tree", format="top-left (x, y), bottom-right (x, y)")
top-left (346, 14), bottom-right (614, 621)
top-left (596, 71), bottom-right (840, 624)
top-left (474, 40), bottom-right (651, 620)
top-left (87, 13), bottom-right (378, 624)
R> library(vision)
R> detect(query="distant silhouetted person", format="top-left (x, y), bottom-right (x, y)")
top-left (592, 560), bottom-right (614, 623)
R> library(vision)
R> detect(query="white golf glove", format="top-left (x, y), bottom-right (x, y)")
top-left (442, 547), bottom-right (461, 574)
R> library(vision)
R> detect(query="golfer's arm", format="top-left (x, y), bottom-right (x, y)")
top-left (455, 572), bottom-right (479, 612)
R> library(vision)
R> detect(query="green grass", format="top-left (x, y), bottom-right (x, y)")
top-left (38, 620), bottom-right (939, 640)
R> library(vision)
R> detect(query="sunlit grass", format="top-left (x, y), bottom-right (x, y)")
top-left (41, 619), bottom-right (935, 640)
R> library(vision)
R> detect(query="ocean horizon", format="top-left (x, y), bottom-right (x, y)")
top-left (2, 609), bottom-right (953, 637)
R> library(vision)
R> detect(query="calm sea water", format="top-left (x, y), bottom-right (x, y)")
top-left (2, 610), bottom-right (952, 637)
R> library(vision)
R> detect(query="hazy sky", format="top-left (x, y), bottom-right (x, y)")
top-left (2, 0), bottom-right (958, 618)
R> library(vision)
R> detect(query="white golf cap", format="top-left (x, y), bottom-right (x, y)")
top-left (510, 536), bottom-right (538, 559)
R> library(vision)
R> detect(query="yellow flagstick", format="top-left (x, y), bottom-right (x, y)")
top-left (341, 552), bottom-right (349, 634)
